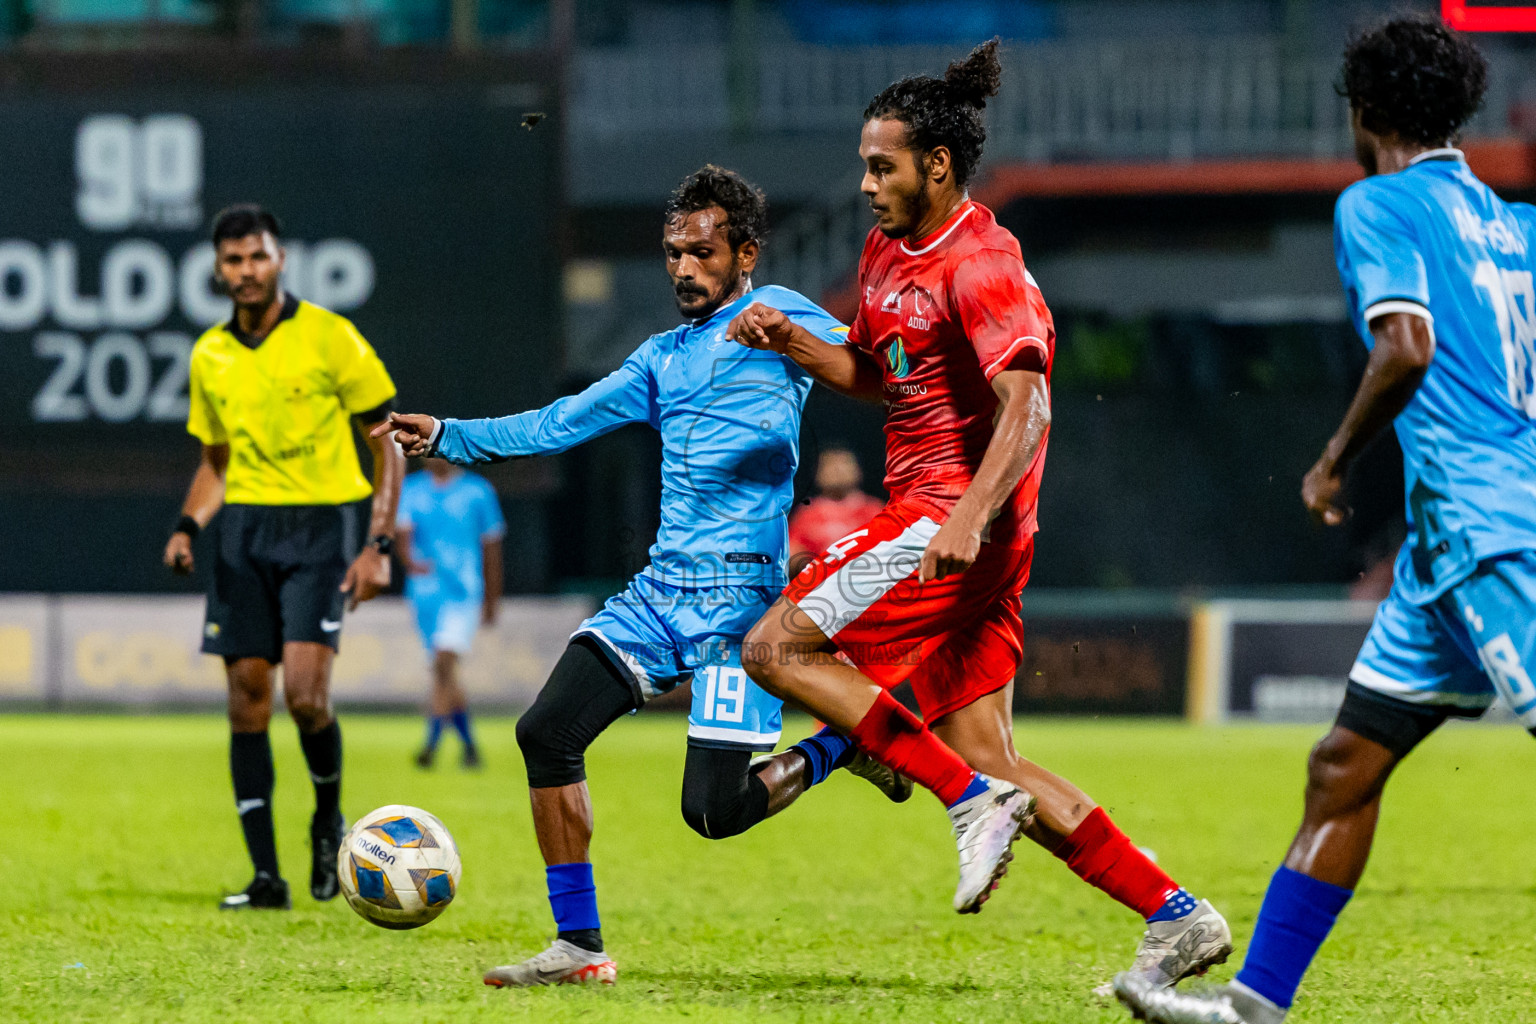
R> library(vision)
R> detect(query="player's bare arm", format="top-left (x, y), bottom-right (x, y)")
top-left (1302, 311), bottom-right (1434, 527)
top-left (920, 368), bottom-right (1050, 581)
top-left (482, 536), bottom-right (503, 626)
top-left (164, 443), bottom-right (229, 575)
top-left (341, 414), bottom-right (405, 608)
top-left (727, 302), bottom-right (884, 402)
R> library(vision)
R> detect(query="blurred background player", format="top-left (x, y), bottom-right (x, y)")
top-left (397, 457), bottom-right (505, 769)
top-left (735, 39), bottom-right (1229, 983)
top-left (787, 445), bottom-right (884, 572)
top-left (379, 166), bottom-right (908, 988)
top-left (164, 204), bottom-right (403, 911)
top-left (1114, 17), bottom-right (1536, 1024)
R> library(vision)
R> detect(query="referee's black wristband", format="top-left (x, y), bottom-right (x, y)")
top-left (173, 515), bottom-right (201, 541)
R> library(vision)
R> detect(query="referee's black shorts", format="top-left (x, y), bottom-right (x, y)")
top-left (202, 503), bottom-right (360, 662)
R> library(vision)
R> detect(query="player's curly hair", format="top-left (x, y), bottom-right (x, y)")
top-left (1340, 16), bottom-right (1487, 147)
top-left (863, 38), bottom-right (1002, 188)
top-left (664, 165), bottom-right (768, 251)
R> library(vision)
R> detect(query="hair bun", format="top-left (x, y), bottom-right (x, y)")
top-left (944, 37), bottom-right (1002, 109)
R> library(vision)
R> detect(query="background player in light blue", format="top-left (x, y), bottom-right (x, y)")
top-left (1115, 18), bottom-right (1536, 1024)
top-left (378, 166), bottom-right (909, 988)
top-left (397, 457), bottom-right (505, 770)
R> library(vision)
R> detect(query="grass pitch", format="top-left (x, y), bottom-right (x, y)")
top-left (4, 713), bottom-right (1535, 1023)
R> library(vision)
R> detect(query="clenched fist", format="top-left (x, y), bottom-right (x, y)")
top-left (727, 303), bottom-right (795, 353)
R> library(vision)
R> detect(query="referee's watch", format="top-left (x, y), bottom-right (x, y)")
top-left (368, 534), bottom-right (394, 556)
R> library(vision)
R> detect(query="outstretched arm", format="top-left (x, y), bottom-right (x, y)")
top-left (728, 303), bottom-right (884, 403)
top-left (918, 369), bottom-right (1050, 580)
top-left (1302, 311), bottom-right (1434, 526)
top-left (374, 352), bottom-right (655, 462)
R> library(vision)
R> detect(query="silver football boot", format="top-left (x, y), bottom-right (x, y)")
top-left (1126, 899), bottom-right (1234, 987)
top-left (1113, 974), bottom-right (1287, 1024)
top-left (483, 939), bottom-right (617, 988)
top-left (949, 776), bottom-right (1036, 913)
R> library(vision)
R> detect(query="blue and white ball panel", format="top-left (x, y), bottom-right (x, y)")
top-left (1352, 551), bottom-right (1536, 727)
top-left (338, 804), bottom-right (463, 931)
top-left (412, 597), bottom-right (480, 655)
top-left (572, 572), bottom-right (784, 750)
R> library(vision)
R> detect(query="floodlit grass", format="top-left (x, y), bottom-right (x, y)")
top-left (3, 713), bottom-right (1535, 1022)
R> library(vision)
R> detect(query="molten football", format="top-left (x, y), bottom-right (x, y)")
top-left (337, 805), bottom-right (462, 929)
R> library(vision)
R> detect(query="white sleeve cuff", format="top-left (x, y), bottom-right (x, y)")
top-left (427, 417), bottom-right (444, 452)
top-left (1363, 300), bottom-right (1432, 326)
top-left (981, 335), bottom-right (1050, 379)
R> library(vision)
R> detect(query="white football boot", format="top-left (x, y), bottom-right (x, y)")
top-left (1113, 974), bottom-right (1287, 1024)
top-left (1095, 898), bottom-right (1234, 998)
top-left (483, 939), bottom-right (617, 988)
top-left (948, 776), bottom-right (1036, 913)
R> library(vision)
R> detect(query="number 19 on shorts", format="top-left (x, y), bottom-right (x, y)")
top-left (698, 665), bottom-right (748, 724)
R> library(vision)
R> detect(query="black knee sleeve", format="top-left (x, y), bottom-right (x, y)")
top-left (680, 743), bottom-right (770, 840)
top-left (516, 639), bottom-right (637, 789)
top-left (1334, 680), bottom-right (1455, 759)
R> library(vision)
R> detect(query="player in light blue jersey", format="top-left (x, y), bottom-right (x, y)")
top-left (1116, 18), bottom-right (1536, 1024)
top-left (397, 459), bottom-right (505, 769)
top-left (378, 167), bottom-right (910, 988)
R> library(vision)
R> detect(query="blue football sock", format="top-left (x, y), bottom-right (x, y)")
top-left (946, 772), bottom-right (989, 809)
top-left (449, 709), bottom-right (474, 748)
top-left (788, 726), bottom-right (856, 787)
top-left (1146, 887), bottom-right (1199, 923)
top-left (1235, 866), bottom-right (1353, 1009)
top-left (424, 715), bottom-right (444, 752)
top-left (546, 862), bottom-right (600, 933)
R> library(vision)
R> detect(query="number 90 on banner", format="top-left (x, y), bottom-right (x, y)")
top-left (75, 114), bottom-right (203, 232)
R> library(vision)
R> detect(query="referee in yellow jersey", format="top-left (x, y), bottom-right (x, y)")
top-left (163, 205), bottom-right (404, 911)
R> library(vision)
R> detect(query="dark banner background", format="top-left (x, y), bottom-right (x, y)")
top-left (0, 54), bottom-right (562, 592)
top-left (1012, 608), bottom-right (1189, 716)
top-left (1228, 620), bottom-right (1375, 715)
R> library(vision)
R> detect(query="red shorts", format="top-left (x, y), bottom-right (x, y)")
top-left (781, 499), bottom-right (1033, 721)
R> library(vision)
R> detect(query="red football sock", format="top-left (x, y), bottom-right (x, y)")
top-left (849, 690), bottom-right (975, 805)
top-left (1053, 807), bottom-right (1180, 918)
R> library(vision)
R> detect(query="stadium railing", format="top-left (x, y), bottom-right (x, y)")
top-left (726, 35), bottom-right (1528, 302)
top-left (573, 37), bottom-right (1523, 159)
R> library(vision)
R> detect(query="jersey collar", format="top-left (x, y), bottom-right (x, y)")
top-left (1407, 147), bottom-right (1465, 166)
top-left (226, 292), bottom-right (299, 350)
top-left (900, 199), bottom-right (975, 256)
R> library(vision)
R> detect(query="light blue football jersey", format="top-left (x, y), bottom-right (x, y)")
top-left (397, 469), bottom-right (506, 603)
top-left (1335, 148), bottom-right (1536, 605)
top-left (433, 286), bottom-right (847, 588)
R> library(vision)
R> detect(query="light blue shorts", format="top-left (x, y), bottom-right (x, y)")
top-left (1351, 551), bottom-right (1536, 728)
top-left (411, 595), bottom-right (480, 656)
top-left (573, 573), bottom-right (783, 751)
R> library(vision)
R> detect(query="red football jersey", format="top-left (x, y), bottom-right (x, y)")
top-left (847, 200), bottom-right (1054, 548)
top-left (788, 491), bottom-right (887, 557)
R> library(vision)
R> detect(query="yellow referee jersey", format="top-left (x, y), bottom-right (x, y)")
top-left (187, 295), bottom-right (396, 506)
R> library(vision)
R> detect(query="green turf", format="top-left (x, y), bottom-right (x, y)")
top-left (3, 713), bottom-right (1535, 1023)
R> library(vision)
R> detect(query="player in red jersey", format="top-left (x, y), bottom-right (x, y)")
top-left (732, 40), bottom-right (1231, 990)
